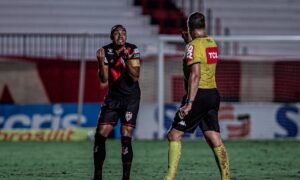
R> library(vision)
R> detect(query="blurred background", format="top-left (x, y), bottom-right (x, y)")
top-left (1, 0), bottom-right (300, 141)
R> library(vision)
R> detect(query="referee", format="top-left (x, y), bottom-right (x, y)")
top-left (164, 12), bottom-right (230, 180)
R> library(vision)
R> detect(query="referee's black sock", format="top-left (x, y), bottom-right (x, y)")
top-left (121, 136), bottom-right (133, 180)
top-left (93, 133), bottom-right (107, 180)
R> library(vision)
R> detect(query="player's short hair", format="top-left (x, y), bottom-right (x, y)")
top-left (110, 24), bottom-right (126, 40)
top-left (187, 12), bottom-right (205, 30)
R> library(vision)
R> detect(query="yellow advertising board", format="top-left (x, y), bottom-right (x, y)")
top-left (0, 128), bottom-right (94, 141)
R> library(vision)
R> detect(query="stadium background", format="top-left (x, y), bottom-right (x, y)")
top-left (0, 0), bottom-right (300, 179)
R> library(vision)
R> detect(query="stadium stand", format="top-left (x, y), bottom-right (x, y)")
top-left (203, 0), bottom-right (300, 56)
top-left (205, 0), bottom-right (300, 35)
top-left (2, 0), bottom-right (299, 57)
top-left (133, 0), bottom-right (186, 34)
top-left (0, 0), bottom-right (159, 55)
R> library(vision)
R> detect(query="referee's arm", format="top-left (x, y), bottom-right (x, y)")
top-left (187, 63), bottom-right (200, 102)
top-left (178, 63), bottom-right (200, 119)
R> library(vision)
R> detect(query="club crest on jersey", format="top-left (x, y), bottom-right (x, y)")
top-left (186, 45), bottom-right (194, 62)
top-left (125, 112), bottom-right (133, 121)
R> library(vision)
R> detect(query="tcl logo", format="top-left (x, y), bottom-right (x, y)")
top-left (206, 47), bottom-right (218, 64)
top-left (208, 52), bottom-right (218, 59)
top-left (186, 45), bottom-right (194, 62)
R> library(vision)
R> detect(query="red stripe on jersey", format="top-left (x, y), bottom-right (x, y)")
top-left (126, 47), bottom-right (132, 54)
top-left (110, 68), bottom-right (121, 81)
top-left (115, 57), bottom-right (125, 67)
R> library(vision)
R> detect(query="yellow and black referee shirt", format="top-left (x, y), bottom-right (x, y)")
top-left (183, 36), bottom-right (218, 90)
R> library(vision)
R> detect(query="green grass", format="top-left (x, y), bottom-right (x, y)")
top-left (0, 140), bottom-right (300, 180)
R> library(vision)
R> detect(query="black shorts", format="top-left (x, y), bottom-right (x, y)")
top-left (172, 88), bottom-right (220, 133)
top-left (97, 95), bottom-right (140, 127)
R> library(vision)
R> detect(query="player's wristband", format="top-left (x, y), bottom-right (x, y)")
top-left (185, 99), bottom-right (194, 104)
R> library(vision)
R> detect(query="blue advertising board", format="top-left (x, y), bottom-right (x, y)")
top-left (0, 103), bottom-right (100, 129)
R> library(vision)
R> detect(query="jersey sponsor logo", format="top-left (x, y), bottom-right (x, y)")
top-left (132, 48), bottom-right (140, 59)
top-left (206, 47), bottom-right (218, 64)
top-left (125, 111), bottom-right (133, 122)
top-left (133, 53), bottom-right (140, 59)
top-left (186, 45), bottom-right (194, 62)
top-left (133, 48), bottom-right (139, 54)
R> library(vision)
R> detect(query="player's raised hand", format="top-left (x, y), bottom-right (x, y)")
top-left (123, 48), bottom-right (134, 61)
top-left (96, 48), bottom-right (109, 83)
top-left (97, 48), bottom-right (108, 65)
top-left (181, 30), bottom-right (192, 44)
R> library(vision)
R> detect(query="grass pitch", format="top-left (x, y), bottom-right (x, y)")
top-left (0, 140), bottom-right (300, 180)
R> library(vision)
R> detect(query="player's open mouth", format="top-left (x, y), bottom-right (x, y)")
top-left (117, 39), bottom-right (124, 45)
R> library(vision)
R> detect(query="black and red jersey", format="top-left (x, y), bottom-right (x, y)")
top-left (101, 42), bottom-right (141, 98)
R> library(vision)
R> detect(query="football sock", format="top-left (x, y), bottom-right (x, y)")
top-left (93, 133), bottom-right (107, 180)
top-left (213, 144), bottom-right (230, 180)
top-left (165, 141), bottom-right (182, 180)
top-left (121, 136), bottom-right (133, 180)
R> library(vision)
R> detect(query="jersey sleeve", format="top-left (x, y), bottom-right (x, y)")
top-left (129, 45), bottom-right (140, 67)
top-left (185, 41), bottom-right (203, 66)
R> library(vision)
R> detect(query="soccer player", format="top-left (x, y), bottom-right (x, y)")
top-left (93, 24), bottom-right (141, 180)
top-left (164, 12), bottom-right (230, 180)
